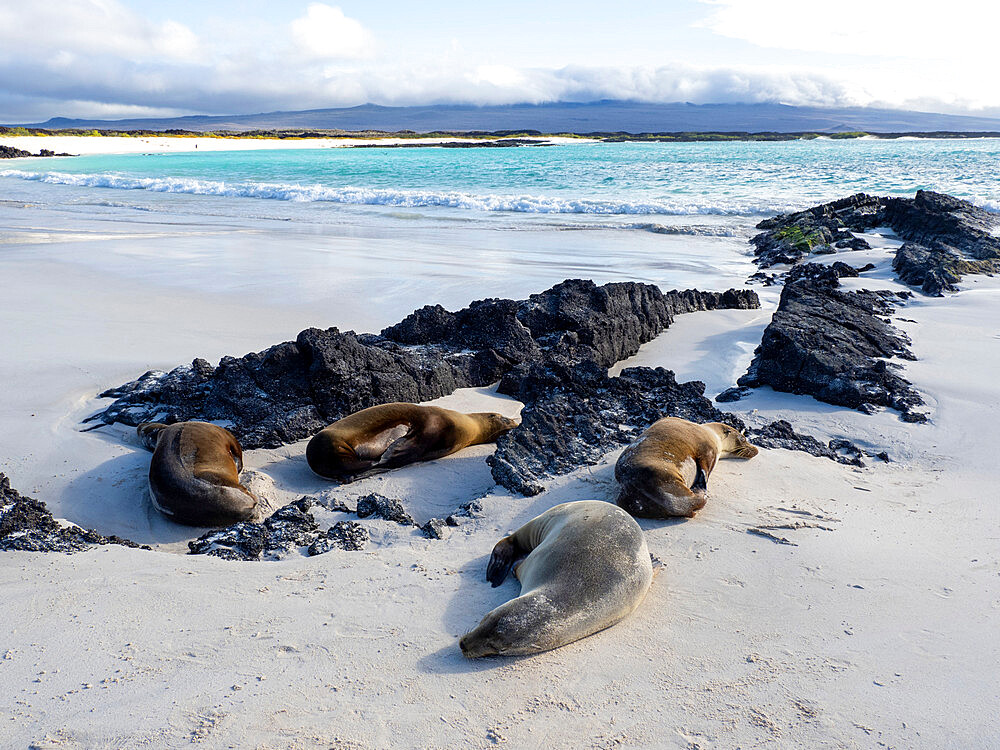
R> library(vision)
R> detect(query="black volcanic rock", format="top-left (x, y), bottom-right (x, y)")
top-left (86, 279), bottom-right (759, 449)
top-left (189, 497), bottom-right (324, 560)
top-left (892, 242), bottom-right (999, 297)
top-left (421, 518), bottom-right (449, 539)
top-left (752, 191), bottom-right (1000, 293)
top-left (0, 145), bottom-right (73, 158)
top-left (747, 420), bottom-right (864, 467)
top-left (737, 264), bottom-right (923, 418)
top-left (0, 473), bottom-right (146, 553)
top-left (883, 190), bottom-right (1000, 259)
top-left (355, 494), bottom-right (416, 526)
top-left (751, 193), bottom-right (888, 267)
top-left (489, 365), bottom-right (744, 495)
top-left (0, 144), bottom-right (33, 158)
top-left (309, 521), bottom-right (368, 553)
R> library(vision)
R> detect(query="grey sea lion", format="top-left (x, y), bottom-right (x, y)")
top-left (137, 421), bottom-right (258, 526)
top-left (459, 500), bottom-right (653, 658)
top-left (306, 402), bottom-right (518, 481)
top-left (615, 417), bottom-right (758, 519)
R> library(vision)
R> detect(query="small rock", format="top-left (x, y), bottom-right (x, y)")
top-left (308, 522), bottom-right (368, 554)
top-left (421, 518), bottom-right (449, 539)
top-left (355, 494), bottom-right (416, 525)
top-left (715, 386), bottom-right (751, 403)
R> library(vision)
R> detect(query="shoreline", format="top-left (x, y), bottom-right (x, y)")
top-left (4, 129), bottom-right (1000, 159)
top-left (0, 134), bottom-right (593, 157)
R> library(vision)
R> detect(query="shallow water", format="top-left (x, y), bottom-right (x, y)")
top-left (1, 138), bottom-right (997, 329)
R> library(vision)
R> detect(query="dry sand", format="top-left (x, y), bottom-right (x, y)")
top-left (1, 205), bottom-right (998, 749)
top-left (0, 134), bottom-right (591, 157)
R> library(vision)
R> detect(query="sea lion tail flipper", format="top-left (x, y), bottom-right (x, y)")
top-left (136, 422), bottom-right (169, 452)
top-left (486, 536), bottom-right (525, 588)
top-left (692, 465), bottom-right (708, 492)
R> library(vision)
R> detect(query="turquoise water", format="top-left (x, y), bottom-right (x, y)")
top-left (3, 138), bottom-right (999, 218)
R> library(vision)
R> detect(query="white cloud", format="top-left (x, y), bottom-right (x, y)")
top-left (1, 0), bottom-right (999, 123)
top-left (0, 0), bottom-right (201, 63)
top-left (290, 4), bottom-right (374, 60)
top-left (698, 0), bottom-right (999, 61)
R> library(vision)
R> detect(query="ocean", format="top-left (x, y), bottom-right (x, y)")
top-left (2, 138), bottom-right (998, 331)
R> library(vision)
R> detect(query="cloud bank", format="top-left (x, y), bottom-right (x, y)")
top-left (1, 0), bottom-right (997, 122)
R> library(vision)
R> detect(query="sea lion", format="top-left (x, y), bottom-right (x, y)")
top-left (614, 416), bottom-right (758, 519)
top-left (306, 402), bottom-right (518, 481)
top-left (137, 421), bottom-right (259, 526)
top-left (459, 500), bottom-right (653, 658)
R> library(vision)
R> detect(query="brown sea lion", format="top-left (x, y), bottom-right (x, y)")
top-left (459, 500), bottom-right (653, 658)
top-left (306, 402), bottom-right (518, 480)
top-left (137, 421), bottom-right (258, 526)
top-left (615, 417), bottom-right (758, 519)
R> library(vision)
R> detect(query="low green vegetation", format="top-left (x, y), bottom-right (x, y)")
top-left (775, 225), bottom-right (825, 253)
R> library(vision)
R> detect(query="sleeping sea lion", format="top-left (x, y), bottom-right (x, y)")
top-left (137, 421), bottom-right (258, 526)
top-left (614, 416), bottom-right (758, 519)
top-left (460, 500), bottom-right (653, 658)
top-left (306, 402), bottom-right (518, 481)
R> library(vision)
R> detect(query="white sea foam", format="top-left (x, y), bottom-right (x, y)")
top-left (0, 169), bottom-right (795, 216)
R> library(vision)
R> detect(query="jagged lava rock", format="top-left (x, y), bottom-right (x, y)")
top-left (86, 279), bottom-right (758, 449)
top-left (309, 521), bottom-right (368, 554)
top-left (355, 494), bottom-right (416, 526)
top-left (752, 191), bottom-right (1000, 293)
top-left (188, 497), bottom-right (321, 560)
top-left (748, 420), bottom-right (864, 467)
top-left (0, 473), bottom-right (146, 553)
top-left (737, 264), bottom-right (923, 418)
top-left (421, 518), bottom-right (449, 539)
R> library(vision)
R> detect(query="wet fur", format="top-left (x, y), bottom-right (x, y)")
top-left (615, 417), bottom-right (758, 519)
top-left (306, 402), bottom-right (518, 481)
top-left (138, 421), bottom-right (258, 526)
top-left (460, 501), bottom-right (653, 658)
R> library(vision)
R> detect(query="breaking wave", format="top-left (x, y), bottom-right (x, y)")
top-left (0, 169), bottom-right (793, 216)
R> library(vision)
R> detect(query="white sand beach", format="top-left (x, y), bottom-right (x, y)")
top-left (1, 165), bottom-right (998, 749)
top-left (1, 134), bottom-right (591, 157)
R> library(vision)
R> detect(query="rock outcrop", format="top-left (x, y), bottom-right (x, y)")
top-left (750, 190), bottom-right (1000, 296)
top-left (0, 144), bottom-right (33, 159)
top-left (86, 279), bottom-right (759, 449)
top-left (737, 264), bottom-right (924, 420)
top-left (0, 473), bottom-right (146, 553)
top-left (0, 145), bottom-right (73, 158)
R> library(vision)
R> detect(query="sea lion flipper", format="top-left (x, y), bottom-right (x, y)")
top-left (137, 422), bottom-right (169, 452)
top-left (692, 465), bottom-right (708, 492)
top-left (376, 432), bottom-right (425, 468)
top-left (486, 536), bottom-right (527, 588)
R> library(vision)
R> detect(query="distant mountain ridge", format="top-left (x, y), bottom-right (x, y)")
top-left (18, 100), bottom-right (1000, 134)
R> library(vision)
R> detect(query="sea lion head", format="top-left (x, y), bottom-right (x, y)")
top-left (471, 412), bottom-right (520, 443)
top-left (707, 422), bottom-right (758, 459)
top-left (459, 597), bottom-right (551, 658)
top-left (305, 430), bottom-right (357, 480)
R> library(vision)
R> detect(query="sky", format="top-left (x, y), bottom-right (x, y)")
top-left (0, 0), bottom-right (996, 122)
